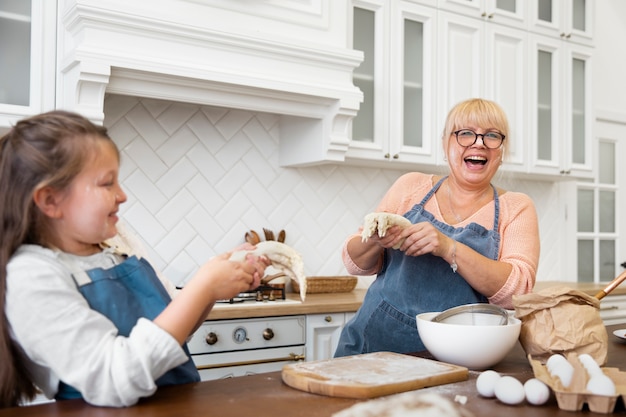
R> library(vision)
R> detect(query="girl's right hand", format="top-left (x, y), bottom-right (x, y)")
top-left (197, 252), bottom-right (269, 301)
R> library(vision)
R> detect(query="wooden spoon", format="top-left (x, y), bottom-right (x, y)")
top-left (595, 270), bottom-right (626, 300)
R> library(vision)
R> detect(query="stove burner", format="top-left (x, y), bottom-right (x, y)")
top-left (216, 285), bottom-right (285, 304)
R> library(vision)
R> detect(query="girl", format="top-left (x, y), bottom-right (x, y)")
top-left (0, 111), bottom-right (269, 407)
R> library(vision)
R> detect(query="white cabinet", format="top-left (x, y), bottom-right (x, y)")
top-left (599, 295), bottom-right (626, 326)
top-left (437, 10), bottom-right (528, 172)
top-left (527, 0), bottom-right (594, 179)
top-left (0, 0), bottom-right (56, 133)
top-left (437, 0), bottom-right (528, 30)
top-left (306, 312), bottom-right (355, 361)
top-left (529, 0), bottom-right (594, 46)
top-left (347, 1), bottom-right (439, 168)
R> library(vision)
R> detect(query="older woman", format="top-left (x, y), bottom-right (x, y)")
top-left (335, 98), bottom-right (539, 356)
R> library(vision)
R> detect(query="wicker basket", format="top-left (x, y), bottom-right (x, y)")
top-left (291, 276), bottom-right (358, 294)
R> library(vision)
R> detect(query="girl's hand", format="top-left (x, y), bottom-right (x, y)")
top-left (197, 252), bottom-right (270, 301)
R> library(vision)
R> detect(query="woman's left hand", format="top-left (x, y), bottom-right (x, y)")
top-left (397, 222), bottom-right (452, 258)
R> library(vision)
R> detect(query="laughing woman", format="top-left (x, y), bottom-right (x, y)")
top-left (335, 98), bottom-right (540, 357)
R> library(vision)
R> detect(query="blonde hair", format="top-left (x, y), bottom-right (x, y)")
top-left (442, 98), bottom-right (510, 159)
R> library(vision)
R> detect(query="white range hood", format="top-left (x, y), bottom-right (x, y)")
top-left (57, 0), bottom-right (363, 166)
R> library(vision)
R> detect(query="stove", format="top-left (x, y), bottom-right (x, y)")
top-left (216, 285), bottom-right (286, 304)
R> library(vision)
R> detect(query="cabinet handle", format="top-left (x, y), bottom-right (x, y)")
top-left (384, 153), bottom-right (390, 159)
top-left (559, 169), bottom-right (571, 175)
top-left (324, 315), bottom-right (333, 323)
top-left (392, 154), bottom-right (399, 159)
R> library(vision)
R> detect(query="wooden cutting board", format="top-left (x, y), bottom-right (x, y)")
top-left (281, 351), bottom-right (468, 399)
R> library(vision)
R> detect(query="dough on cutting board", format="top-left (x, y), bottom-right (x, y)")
top-left (332, 392), bottom-right (475, 417)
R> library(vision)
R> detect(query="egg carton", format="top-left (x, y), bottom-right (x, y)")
top-left (528, 354), bottom-right (626, 413)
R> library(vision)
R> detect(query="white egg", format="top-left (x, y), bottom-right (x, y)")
top-left (546, 354), bottom-right (568, 373)
top-left (546, 354), bottom-right (574, 387)
top-left (494, 376), bottom-right (526, 405)
top-left (578, 353), bottom-right (603, 377)
top-left (524, 378), bottom-right (550, 405)
top-left (586, 374), bottom-right (616, 396)
top-left (476, 370), bottom-right (501, 397)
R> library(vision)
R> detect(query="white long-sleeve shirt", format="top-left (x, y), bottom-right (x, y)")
top-left (5, 243), bottom-right (189, 407)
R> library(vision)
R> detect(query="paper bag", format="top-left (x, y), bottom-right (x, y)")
top-left (512, 285), bottom-right (608, 365)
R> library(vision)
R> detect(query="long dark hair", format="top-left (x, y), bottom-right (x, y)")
top-left (0, 110), bottom-right (113, 407)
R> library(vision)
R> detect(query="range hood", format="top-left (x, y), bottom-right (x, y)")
top-left (58, 0), bottom-right (363, 166)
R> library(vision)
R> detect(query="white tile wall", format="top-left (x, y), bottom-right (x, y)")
top-left (104, 95), bottom-right (560, 288)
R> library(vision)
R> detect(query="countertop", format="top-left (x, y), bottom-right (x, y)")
top-left (8, 324), bottom-right (626, 416)
top-left (205, 289), bottom-right (368, 320)
top-left (205, 281), bottom-right (626, 320)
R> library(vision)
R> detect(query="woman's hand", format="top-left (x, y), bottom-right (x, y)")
top-left (396, 222), bottom-right (453, 259)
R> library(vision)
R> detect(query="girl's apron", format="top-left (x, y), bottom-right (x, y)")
top-left (55, 254), bottom-right (200, 400)
top-left (335, 176), bottom-right (501, 356)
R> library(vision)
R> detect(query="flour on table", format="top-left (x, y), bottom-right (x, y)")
top-left (289, 352), bottom-right (460, 385)
top-left (332, 392), bottom-right (475, 417)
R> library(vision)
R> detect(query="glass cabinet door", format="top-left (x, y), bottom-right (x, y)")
top-left (352, 6), bottom-right (377, 144)
top-left (0, 0), bottom-right (32, 106)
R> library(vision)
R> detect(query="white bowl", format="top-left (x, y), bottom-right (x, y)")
top-left (416, 311), bottom-right (521, 370)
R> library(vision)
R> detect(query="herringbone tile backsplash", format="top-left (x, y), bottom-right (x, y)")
top-left (104, 94), bottom-right (559, 288)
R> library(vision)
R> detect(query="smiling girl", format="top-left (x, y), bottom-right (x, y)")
top-left (0, 111), bottom-right (268, 407)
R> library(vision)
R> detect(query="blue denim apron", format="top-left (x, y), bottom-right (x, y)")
top-left (335, 176), bottom-right (501, 356)
top-left (55, 254), bottom-right (200, 400)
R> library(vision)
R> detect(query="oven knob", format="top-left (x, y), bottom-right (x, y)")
top-left (205, 332), bottom-right (218, 345)
top-left (262, 328), bottom-right (274, 341)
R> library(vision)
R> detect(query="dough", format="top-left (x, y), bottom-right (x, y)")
top-left (332, 392), bottom-right (475, 417)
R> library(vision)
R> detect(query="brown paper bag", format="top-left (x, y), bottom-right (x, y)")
top-left (512, 285), bottom-right (608, 365)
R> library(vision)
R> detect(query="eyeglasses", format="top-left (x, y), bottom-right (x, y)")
top-left (453, 129), bottom-right (505, 149)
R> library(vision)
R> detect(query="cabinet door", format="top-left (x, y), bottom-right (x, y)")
top-left (350, 1), bottom-right (388, 157)
top-left (306, 313), bottom-right (345, 362)
top-left (436, 12), bottom-right (483, 135)
top-left (529, 0), bottom-right (593, 45)
top-left (0, 0), bottom-right (56, 130)
top-left (349, 1), bottom-right (437, 167)
top-left (387, 1), bottom-right (438, 164)
top-left (483, 23), bottom-right (527, 172)
top-left (438, 0), bottom-right (527, 30)
top-left (529, 34), bottom-right (593, 178)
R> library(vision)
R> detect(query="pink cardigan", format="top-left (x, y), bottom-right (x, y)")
top-left (342, 173), bottom-right (540, 309)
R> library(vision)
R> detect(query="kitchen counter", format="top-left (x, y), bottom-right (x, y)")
top-left (205, 289), bottom-right (367, 320)
top-left (8, 324), bottom-right (626, 416)
top-left (534, 280), bottom-right (626, 297)
top-left (205, 280), bottom-right (626, 321)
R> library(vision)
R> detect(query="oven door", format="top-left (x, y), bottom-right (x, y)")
top-left (192, 345), bottom-right (306, 380)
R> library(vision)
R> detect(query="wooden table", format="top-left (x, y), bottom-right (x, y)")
top-left (7, 324), bottom-right (626, 417)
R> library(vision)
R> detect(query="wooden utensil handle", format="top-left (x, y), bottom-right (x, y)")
top-left (595, 270), bottom-right (626, 300)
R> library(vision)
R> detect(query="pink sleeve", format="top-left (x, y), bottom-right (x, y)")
top-left (341, 173), bottom-right (433, 275)
top-left (487, 192), bottom-right (540, 309)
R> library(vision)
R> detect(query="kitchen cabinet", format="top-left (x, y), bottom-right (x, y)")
top-left (306, 312), bottom-right (355, 361)
top-left (437, 0), bottom-right (528, 30)
top-left (599, 295), bottom-right (626, 326)
top-left (0, 0), bottom-right (56, 133)
top-left (529, 0), bottom-right (594, 46)
top-left (346, 0), bottom-right (439, 168)
top-left (527, 0), bottom-right (594, 179)
top-left (436, 9), bottom-right (528, 173)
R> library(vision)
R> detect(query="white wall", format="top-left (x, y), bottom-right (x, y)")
top-left (594, 1), bottom-right (626, 116)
